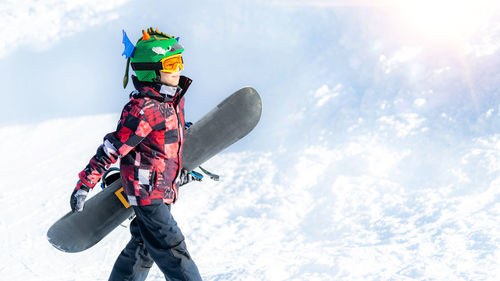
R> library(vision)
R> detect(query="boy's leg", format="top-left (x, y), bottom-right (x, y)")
top-left (133, 204), bottom-right (202, 281)
top-left (108, 218), bottom-right (154, 281)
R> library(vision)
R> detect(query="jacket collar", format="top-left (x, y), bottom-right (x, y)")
top-left (131, 75), bottom-right (193, 104)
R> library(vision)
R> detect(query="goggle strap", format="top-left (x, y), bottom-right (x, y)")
top-left (131, 62), bottom-right (163, 71)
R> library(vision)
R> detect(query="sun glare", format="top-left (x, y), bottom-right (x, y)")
top-left (393, 0), bottom-right (500, 42)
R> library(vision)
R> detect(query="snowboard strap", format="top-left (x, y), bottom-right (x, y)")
top-left (189, 170), bottom-right (204, 180)
top-left (101, 167), bottom-right (121, 189)
top-left (199, 166), bottom-right (220, 181)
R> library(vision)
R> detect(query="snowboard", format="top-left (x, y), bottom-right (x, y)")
top-left (47, 87), bottom-right (262, 253)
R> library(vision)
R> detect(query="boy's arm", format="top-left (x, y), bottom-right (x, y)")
top-left (78, 100), bottom-right (153, 189)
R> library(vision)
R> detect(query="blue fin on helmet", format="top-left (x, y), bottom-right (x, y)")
top-left (122, 30), bottom-right (135, 58)
top-left (175, 37), bottom-right (180, 42)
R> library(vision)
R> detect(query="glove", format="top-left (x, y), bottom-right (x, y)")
top-left (70, 181), bottom-right (90, 212)
top-left (178, 169), bottom-right (203, 187)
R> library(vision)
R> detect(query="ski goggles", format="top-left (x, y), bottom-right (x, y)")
top-left (159, 54), bottom-right (184, 73)
top-left (131, 54), bottom-right (184, 73)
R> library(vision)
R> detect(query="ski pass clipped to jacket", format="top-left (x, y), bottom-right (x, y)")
top-left (78, 75), bottom-right (192, 206)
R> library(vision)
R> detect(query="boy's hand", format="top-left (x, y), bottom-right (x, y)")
top-left (70, 181), bottom-right (90, 212)
top-left (178, 169), bottom-right (203, 187)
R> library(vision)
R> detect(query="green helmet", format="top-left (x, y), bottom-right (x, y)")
top-left (122, 27), bottom-right (184, 87)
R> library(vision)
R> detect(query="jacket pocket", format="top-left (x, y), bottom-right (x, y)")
top-left (138, 168), bottom-right (156, 194)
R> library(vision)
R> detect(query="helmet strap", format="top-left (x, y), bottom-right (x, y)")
top-left (152, 70), bottom-right (161, 84)
top-left (123, 58), bottom-right (131, 89)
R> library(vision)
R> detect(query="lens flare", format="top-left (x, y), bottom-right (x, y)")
top-left (394, 0), bottom-right (500, 42)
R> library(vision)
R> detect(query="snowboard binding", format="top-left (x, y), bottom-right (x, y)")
top-left (101, 167), bottom-right (121, 189)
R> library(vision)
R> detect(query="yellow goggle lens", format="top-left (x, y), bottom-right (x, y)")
top-left (160, 54), bottom-right (184, 73)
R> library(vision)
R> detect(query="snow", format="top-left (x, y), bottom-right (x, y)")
top-left (2, 1), bottom-right (500, 280)
top-left (1, 107), bottom-right (500, 280)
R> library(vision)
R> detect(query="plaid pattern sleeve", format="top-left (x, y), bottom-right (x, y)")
top-left (78, 99), bottom-right (153, 188)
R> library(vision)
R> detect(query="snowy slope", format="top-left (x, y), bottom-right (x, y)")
top-left (1, 108), bottom-right (500, 280)
top-left (2, 0), bottom-right (500, 279)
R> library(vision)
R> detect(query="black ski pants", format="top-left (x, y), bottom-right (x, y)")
top-left (108, 204), bottom-right (202, 281)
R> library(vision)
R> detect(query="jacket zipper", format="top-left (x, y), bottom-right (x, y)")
top-left (171, 102), bottom-right (184, 202)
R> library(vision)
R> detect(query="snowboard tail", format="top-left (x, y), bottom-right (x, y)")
top-left (47, 180), bottom-right (133, 252)
top-left (47, 87), bottom-right (262, 253)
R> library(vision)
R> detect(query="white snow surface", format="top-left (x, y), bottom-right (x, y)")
top-left (1, 110), bottom-right (500, 280)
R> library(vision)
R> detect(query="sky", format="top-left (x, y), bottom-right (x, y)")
top-left (2, 0), bottom-right (500, 280)
top-left (2, 0), bottom-right (500, 146)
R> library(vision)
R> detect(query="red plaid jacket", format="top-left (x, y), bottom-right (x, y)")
top-left (78, 76), bottom-right (192, 206)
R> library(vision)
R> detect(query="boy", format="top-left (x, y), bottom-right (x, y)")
top-left (70, 27), bottom-right (203, 281)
